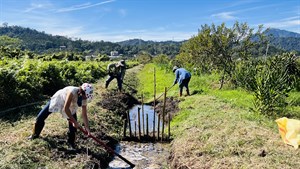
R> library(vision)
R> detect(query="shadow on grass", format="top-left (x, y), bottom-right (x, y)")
top-left (42, 134), bottom-right (115, 169)
top-left (0, 103), bottom-right (44, 123)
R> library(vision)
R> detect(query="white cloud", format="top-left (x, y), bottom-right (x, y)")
top-left (48, 26), bottom-right (84, 37)
top-left (24, 2), bottom-right (52, 13)
top-left (74, 29), bottom-right (195, 42)
top-left (55, 0), bottom-right (115, 13)
top-left (264, 17), bottom-right (300, 29)
top-left (211, 12), bottom-right (237, 20)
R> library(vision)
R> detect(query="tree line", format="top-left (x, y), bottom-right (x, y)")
top-left (0, 25), bottom-right (182, 57)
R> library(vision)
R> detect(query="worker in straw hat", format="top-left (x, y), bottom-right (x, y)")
top-left (105, 60), bottom-right (126, 91)
top-left (28, 83), bottom-right (93, 149)
top-left (172, 66), bottom-right (191, 97)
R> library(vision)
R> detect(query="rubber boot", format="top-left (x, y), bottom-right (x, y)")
top-left (179, 92), bottom-right (182, 97)
top-left (28, 122), bottom-right (44, 140)
top-left (67, 132), bottom-right (76, 150)
top-left (186, 88), bottom-right (190, 96)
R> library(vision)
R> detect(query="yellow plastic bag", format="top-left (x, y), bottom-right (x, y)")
top-left (276, 117), bottom-right (300, 149)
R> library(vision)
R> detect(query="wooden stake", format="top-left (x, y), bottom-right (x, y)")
top-left (127, 110), bottom-right (132, 137)
top-left (153, 67), bottom-right (156, 140)
top-left (135, 121), bottom-right (137, 138)
top-left (138, 107), bottom-right (141, 140)
top-left (123, 119), bottom-right (127, 138)
top-left (168, 113), bottom-right (171, 140)
top-left (142, 93), bottom-right (145, 135)
top-left (146, 114), bottom-right (149, 136)
top-left (157, 114), bottom-right (160, 140)
top-left (162, 87), bottom-right (167, 141)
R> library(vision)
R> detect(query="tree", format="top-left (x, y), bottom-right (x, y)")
top-left (177, 22), bottom-right (265, 89)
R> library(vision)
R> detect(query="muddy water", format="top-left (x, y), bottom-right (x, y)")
top-left (128, 105), bottom-right (162, 133)
top-left (108, 142), bottom-right (170, 169)
top-left (108, 105), bottom-right (169, 169)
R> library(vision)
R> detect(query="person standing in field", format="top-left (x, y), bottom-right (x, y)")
top-left (105, 60), bottom-right (126, 91)
top-left (172, 66), bottom-right (191, 97)
top-left (28, 83), bottom-right (93, 149)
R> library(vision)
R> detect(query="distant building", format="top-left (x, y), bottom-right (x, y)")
top-left (59, 46), bottom-right (66, 50)
top-left (85, 55), bottom-right (97, 61)
top-left (110, 51), bottom-right (120, 58)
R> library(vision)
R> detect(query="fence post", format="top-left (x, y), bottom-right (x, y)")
top-left (168, 113), bottom-right (171, 140)
top-left (162, 87), bottom-right (167, 141)
top-left (127, 110), bottom-right (132, 137)
top-left (138, 107), bottom-right (141, 140)
top-left (157, 114), bottom-right (160, 141)
top-left (146, 114), bottom-right (149, 136)
top-left (135, 121), bottom-right (137, 138)
top-left (123, 119), bottom-right (127, 138)
top-left (153, 67), bottom-right (156, 140)
top-left (142, 93), bottom-right (145, 136)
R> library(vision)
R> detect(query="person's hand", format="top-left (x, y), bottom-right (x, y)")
top-left (72, 121), bottom-right (80, 128)
top-left (85, 128), bottom-right (91, 136)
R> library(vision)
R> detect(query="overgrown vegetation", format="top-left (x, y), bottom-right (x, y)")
top-left (173, 22), bottom-right (300, 116)
top-left (137, 63), bottom-right (300, 168)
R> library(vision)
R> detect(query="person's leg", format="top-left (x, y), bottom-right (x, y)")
top-left (116, 75), bottom-right (123, 91)
top-left (105, 75), bottom-right (114, 88)
top-left (29, 101), bottom-right (52, 139)
top-left (179, 83), bottom-right (184, 97)
top-left (185, 77), bottom-right (191, 96)
top-left (67, 113), bottom-right (77, 148)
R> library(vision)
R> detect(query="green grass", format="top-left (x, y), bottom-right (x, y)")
top-left (137, 63), bottom-right (300, 168)
top-left (137, 63), bottom-right (175, 101)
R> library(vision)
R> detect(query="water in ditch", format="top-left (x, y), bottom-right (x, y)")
top-left (108, 105), bottom-right (169, 169)
top-left (108, 142), bottom-right (169, 169)
top-left (128, 105), bottom-right (162, 133)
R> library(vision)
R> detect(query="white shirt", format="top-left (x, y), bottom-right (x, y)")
top-left (49, 86), bottom-right (87, 118)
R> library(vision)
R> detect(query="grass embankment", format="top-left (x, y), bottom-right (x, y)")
top-left (0, 85), bottom-right (119, 168)
top-left (137, 63), bottom-right (300, 168)
top-left (0, 64), bottom-right (141, 168)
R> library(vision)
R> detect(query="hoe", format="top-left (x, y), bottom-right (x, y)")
top-left (74, 121), bottom-right (135, 168)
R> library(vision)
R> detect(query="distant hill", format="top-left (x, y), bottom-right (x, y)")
top-left (0, 25), bottom-right (182, 57)
top-left (266, 28), bottom-right (300, 38)
top-left (117, 39), bottom-right (184, 46)
top-left (1, 25), bottom-right (299, 56)
top-left (266, 28), bottom-right (300, 52)
top-left (0, 25), bottom-right (120, 54)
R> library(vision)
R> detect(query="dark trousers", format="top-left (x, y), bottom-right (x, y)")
top-left (105, 74), bottom-right (122, 90)
top-left (179, 77), bottom-right (191, 95)
top-left (35, 101), bottom-right (77, 143)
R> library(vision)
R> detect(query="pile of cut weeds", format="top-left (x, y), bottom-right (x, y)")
top-left (98, 89), bottom-right (139, 117)
top-left (40, 128), bottom-right (118, 168)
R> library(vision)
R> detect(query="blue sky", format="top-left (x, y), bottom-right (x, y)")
top-left (0, 0), bottom-right (299, 42)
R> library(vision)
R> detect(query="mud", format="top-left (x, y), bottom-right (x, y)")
top-left (98, 90), bottom-right (139, 118)
top-left (108, 142), bottom-right (170, 169)
top-left (43, 131), bottom-right (118, 169)
top-left (152, 96), bottom-right (180, 123)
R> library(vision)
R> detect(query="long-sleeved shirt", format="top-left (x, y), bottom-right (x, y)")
top-left (173, 68), bottom-right (191, 85)
top-left (107, 63), bottom-right (126, 80)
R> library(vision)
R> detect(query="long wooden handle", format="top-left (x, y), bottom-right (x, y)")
top-left (76, 123), bottom-right (135, 168)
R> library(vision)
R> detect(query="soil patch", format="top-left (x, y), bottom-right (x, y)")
top-left (43, 130), bottom-right (118, 169)
top-left (98, 90), bottom-right (139, 118)
top-left (153, 96), bottom-right (180, 122)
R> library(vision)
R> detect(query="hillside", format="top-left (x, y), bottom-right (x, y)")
top-left (267, 28), bottom-right (300, 38)
top-left (266, 28), bottom-right (300, 52)
top-left (3, 25), bottom-right (300, 57)
top-left (0, 25), bottom-right (181, 57)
